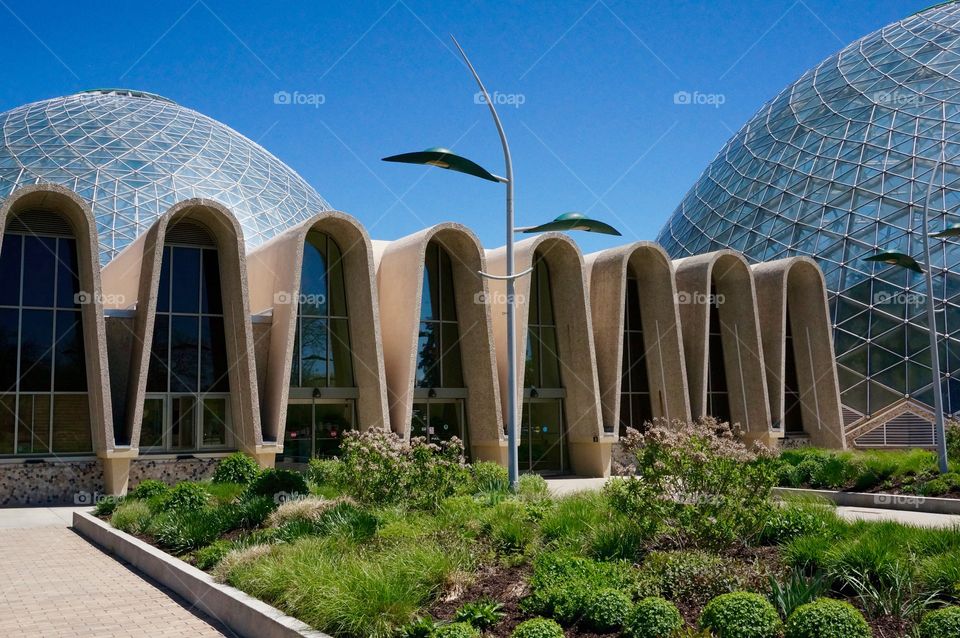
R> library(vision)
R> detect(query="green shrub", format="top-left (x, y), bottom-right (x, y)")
top-left (784, 598), bottom-right (870, 638)
top-left (94, 495), bottom-right (122, 516)
top-left (918, 606), bottom-right (960, 638)
top-left (758, 499), bottom-right (836, 545)
top-left (161, 482), bottom-right (210, 513)
top-left (129, 479), bottom-right (169, 501)
top-left (195, 539), bottom-right (234, 570)
top-left (398, 617), bottom-right (439, 638)
top-left (810, 454), bottom-right (857, 489)
top-left (582, 588), bottom-right (631, 632)
top-left (700, 592), bottom-right (782, 638)
top-left (152, 506), bottom-right (232, 553)
top-left (588, 512), bottom-right (652, 561)
top-left (307, 458), bottom-right (345, 487)
top-left (637, 550), bottom-right (744, 605)
top-left (229, 495), bottom-right (277, 529)
top-left (246, 468), bottom-right (308, 502)
top-left (522, 551), bottom-right (635, 624)
top-left (485, 499), bottom-right (538, 554)
top-left (212, 452), bottom-right (261, 485)
top-left (947, 420), bottom-right (960, 463)
top-left (434, 622), bottom-right (480, 638)
top-left (111, 500), bottom-right (153, 535)
top-left (518, 474), bottom-right (549, 499)
top-left (919, 552), bottom-right (960, 600)
top-left (468, 461), bottom-right (509, 494)
top-left (623, 597), bottom-right (683, 638)
top-left (918, 473), bottom-right (960, 497)
top-left (453, 598), bottom-right (504, 629)
top-left (204, 481), bottom-right (245, 505)
top-left (510, 618), bottom-right (564, 638)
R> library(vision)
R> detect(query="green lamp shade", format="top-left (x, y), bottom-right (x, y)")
top-left (863, 252), bottom-right (924, 273)
top-left (931, 223), bottom-right (960, 238)
top-left (381, 147), bottom-right (499, 182)
top-left (521, 211), bottom-right (622, 236)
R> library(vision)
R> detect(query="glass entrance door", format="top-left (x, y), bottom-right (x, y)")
top-left (520, 399), bottom-right (566, 473)
top-left (411, 399), bottom-right (467, 450)
top-left (281, 400), bottom-right (354, 463)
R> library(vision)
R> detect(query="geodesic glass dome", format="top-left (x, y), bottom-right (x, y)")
top-left (657, 2), bottom-right (960, 420)
top-left (0, 89), bottom-right (331, 265)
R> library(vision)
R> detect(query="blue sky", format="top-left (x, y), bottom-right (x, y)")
top-left (0, 0), bottom-right (931, 254)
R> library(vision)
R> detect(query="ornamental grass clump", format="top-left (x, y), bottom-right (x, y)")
top-left (608, 417), bottom-right (777, 549)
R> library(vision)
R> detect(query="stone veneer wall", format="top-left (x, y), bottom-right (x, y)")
top-left (0, 456), bottom-right (223, 506)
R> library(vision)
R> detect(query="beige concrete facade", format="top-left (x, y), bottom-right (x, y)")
top-left (373, 224), bottom-right (504, 462)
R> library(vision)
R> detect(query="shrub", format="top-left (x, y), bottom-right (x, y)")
top-left (246, 468), bottom-right (308, 501)
top-left (111, 500), bottom-right (153, 535)
top-left (434, 622), bottom-right (480, 638)
top-left (398, 617), bottom-right (439, 638)
top-left (918, 606), bottom-right (960, 638)
top-left (918, 473), bottom-right (960, 497)
top-left (195, 539), bottom-right (234, 570)
top-left (307, 458), bottom-right (344, 487)
top-left (637, 550), bottom-right (744, 605)
top-left (699, 592), bottom-right (782, 638)
top-left (468, 461), bottom-right (509, 494)
top-left (228, 495), bottom-right (276, 529)
top-left (129, 479), bottom-right (169, 501)
top-left (94, 495), bottom-right (122, 516)
top-left (784, 598), bottom-right (871, 638)
top-left (212, 452), bottom-right (260, 485)
top-left (518, 474), bottom-right (549, 499)
top-left (510, 618), bottom-right (564, 638)
top-left (947, 420), bottom-right (960, 464)
top-left (522, 551), bottom-right (635, 624)
top-left (161, 482), bottom-right (209, 513)
top-left (583, 588), bottom-right (631, 632)
top-left (623, 597), bottom-right (683, 638)
top-left (453, 598), bottom-right (504, 629)
top-left (609, 417), bottom-right (777, 549)
top-left (758, 499), bottom-right (836, 545)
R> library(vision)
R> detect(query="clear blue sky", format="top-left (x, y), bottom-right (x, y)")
top-left (0, 0), bottom-right (931, 254)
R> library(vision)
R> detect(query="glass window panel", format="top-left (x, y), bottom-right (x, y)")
top-left (628, 332), bottom-right (649, 390)
top-left (329, 318), bottom-right (354, 387)
top-left (140, 398), bottom-right (165, 449)
top-left (200, 248), bottom-right (223, 314)
top-left (290, 319), bottom-right (301, 387)
top-left (525, 328), bottom-right (540, 387)
top-left (625, 278), bottom-right (643, 330)
top-left (201, 398), bottom-right (227, 447)
top-left (420, 244), bottom-right (440, 321)
top-left (415, 321), bottom-right (441, 387)
top-left (200, 317), bottom-right (229, 392)
top-left (411, 403), bottom-right (429, 438)
top-left (540, 327), bottom-right (562, 388)
top-left (314, 401), bottom-right (352, 458)
top-left (146, 316), bottom-right (169, 393)
top-left (21, 236), bottom-right (56, 308)
top-left (170, 246), bottom-right (201, 313)
top-left (19, 310), bottom-right (53, 392)
top-left (156, 246), bottom-right (171, 313)
top-left (537, 260), bottom-right (554, 324)
top-left (17, 394), bottom-right (50, 454)
top-left (429, 400), bottom-right (465, 448)
top-left (170, 396), bottom-right (196, 451)
top-left (282, 403), bottom-right (312, 462)
top-left (301, 232), bottom-right (329, 316)
top-left (52, 395), bottom-right (91, 453)
top-left (523, 400), bottom-right (564, 472)
top-left (55, 238), bottom-right (81, 309)
top-left (169, 316), bottom-right (199, 393)
top-left (528, 261), bottom-right (540, 325)
top-left (439, 248), bottom-right (457, 322)
top-left (440, 322), bottom-right (464, 388)
top-left (300, 317), bottom-right (329, 387)
top-left (0, 395), bottom-right (13, 454)
top-left (0, 234), bottom-right (21, 307)
top-left (54, 310), bottom-right (86, 391)
top-left (0, 309), bottom-right (18, 390)
top-left (327, 236), bottom-right (347, 317)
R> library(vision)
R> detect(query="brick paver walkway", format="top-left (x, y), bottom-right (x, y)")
top-left (0, 511), bottom-right (232, 637)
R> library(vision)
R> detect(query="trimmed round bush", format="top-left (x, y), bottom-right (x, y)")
top-left (212, 452), bottom-right (260, 485)
top-left (247, 469), bottom-right (308, 501)
top-left (434, 621), bottom-right (480, 638)
top-left (785, 598), bottom-right (870, 638)
top-left (700, 592), bottom-right (782, 638)
top-left (583, 588), bottom-right (631, 632)
top-left (623, 597), bottom-right (683, 638)
top-left (130, 479), bottom-right (169, 500)
top-left (161, 482), bottom-right (209, 513)
top-left (918, 606), bottom-right (960, 638)
top-left (510, 617), bottom-right (564, 638)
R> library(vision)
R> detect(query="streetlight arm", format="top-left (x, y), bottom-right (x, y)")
top-left (478, 267), bottom-right (534, 281)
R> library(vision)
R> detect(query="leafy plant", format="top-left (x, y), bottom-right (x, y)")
top-left (637, 550), bottom-right (745, 605)
top-left (835, 559), bottom-right (939, 620)
top-left (467, 461), bottom-right (509, 494)
top-left (129, 479), bottom-right (169, 500)
top-left (94, 495), bottom-right (122, 516)
top-left (623, 597), bottom-right (684, 638)
top-left (246, 468), bottom-right (308, 501)
top-left (917, 606), bottom-right (960, 638)
top-left (699, 592), bottom-right (782, 638)
top-left (398, 616), bottom-right (439, 638)
top-left (434, 622), bottom-right (480, 638)
top-left (160, 481), bottom-right (209, 513)
top-left (453, 598), bottom-right (504, 629)
top-left (194, 539), bottom-right (234, 570)
top-left (518, 473), bottom-right (549, 499)
top-left (308, 458), bottom-right (345, 487)
top-left (212, 452), bottom-right (261, 485)
top-left (768, 569), bottom-right (829, 619)
top-left (784, 598), bottom-right (870, 638)
top-left (757, 498), bottom-right (837, 545)
top-left (510, 618), bottom-right (564, 638)
top-left (583, 588), bottom-right (632, 632)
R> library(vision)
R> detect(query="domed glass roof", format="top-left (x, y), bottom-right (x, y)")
top-left (0, 89), bottom-right (331, 264)
top-left (657, 2), bottom-right (960, 419)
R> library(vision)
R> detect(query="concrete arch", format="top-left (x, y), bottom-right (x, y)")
top-left (101, 199), bottom-right (264, 478)
top-left (246, 211), bottom-right (389, 445)
top-left (752, 256), bottom-right (845, 448)
top-left (373, 223), bottom-right (504, 461)
top-left (586, 242), bottom-right (691, 432)
top-left (486, 233), bottom-right (608, 476)
top-left (673, 250), bottom-right (773, 444)
top-left (0, 184), bottom-right (114, 458)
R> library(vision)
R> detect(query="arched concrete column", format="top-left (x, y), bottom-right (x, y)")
top-left (374, 224), bottom-right (504, 461)
top-left (0, 184), bottom-right (115, 467)
top-left (486, 233), bottom-right (608, 477)
top-left (586, 242), bottom-right (691, 432)
top-left (246, 211), bottom-right (389, 446)
top-left (674, 250), bottom-right (773, 445)
top-left (101, 199), bottom-right (265, 485)
top-left (752, 257), bottom-right (845, 448)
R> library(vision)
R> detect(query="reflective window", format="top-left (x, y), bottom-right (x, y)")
top-left (706, 287), bottom-right (731, 423)
top-left (619, 275), bottom-right (653, 435)
top-left (783, 312), bottom-right (804, 434)
top-left (415, 242), bottom-right (464, 389)
top-left (525, 256), bottom-right (562, 389)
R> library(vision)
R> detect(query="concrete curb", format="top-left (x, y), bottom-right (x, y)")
top-left (773, 487), bottom-right (960, 516)
top-left (72, 511), bottom-right (330, 638)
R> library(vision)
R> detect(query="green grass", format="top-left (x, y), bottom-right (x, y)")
top-left (778, 447), bottom-right (955, 491)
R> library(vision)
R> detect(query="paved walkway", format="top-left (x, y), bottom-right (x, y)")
top-left (0, 507), bottom-right (232, 638)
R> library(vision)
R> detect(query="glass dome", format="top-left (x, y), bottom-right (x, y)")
top-left (0, 89), bottom-right (331, 265)
top-left (657, 2), bottom-right (960, 418)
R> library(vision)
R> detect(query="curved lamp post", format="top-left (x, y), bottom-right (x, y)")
top-left (383, 36), bottom-right (620, 490)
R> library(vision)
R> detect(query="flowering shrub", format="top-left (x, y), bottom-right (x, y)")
top-left (608, 417), bottom-right (777, 549)
top-left (338, 430), bottom-right (469, 508)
